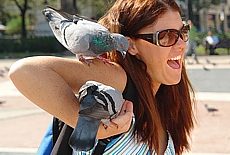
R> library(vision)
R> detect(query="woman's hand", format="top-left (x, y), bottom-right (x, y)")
top-left (96, 100), bottom-right (133, 139)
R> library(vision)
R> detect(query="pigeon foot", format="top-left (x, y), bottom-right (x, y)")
top-left (96, 56), bottom-right (114, 65)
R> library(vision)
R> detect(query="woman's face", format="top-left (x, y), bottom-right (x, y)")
top-left (132, 10), bottom-right (186, 89)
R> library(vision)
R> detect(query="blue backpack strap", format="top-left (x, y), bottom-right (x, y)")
top-left (37, 118), bottom-right (73, 155)
top-left (37, 121), bottom-right (53, 155)
top-left (51, 117), bottom-right (73, 155)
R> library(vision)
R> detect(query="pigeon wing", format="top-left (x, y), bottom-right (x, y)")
top-left (48, 22), bottom-right (69, 49)
top-left (79, 94), bottom-right (111, 119)
top-left (62, 24), bottom-right (91, 55)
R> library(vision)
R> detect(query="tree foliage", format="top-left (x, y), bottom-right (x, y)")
top-left (1, 0), bottom-right (226, 38)
top-left (1, 0), bottom-right (57, 38)
top-left (77, 0), bottom-right (116, 20)
top-left (5, 17), bottom-right (22, 35)
top-left (193, 0), bottom-right (220, 11)
top-left (12, 0), bottom-right (30, 38)
top-left (60, 0), bottom-right (79, 14)
top-left (0, 0), bottom-right (10, 25)
top-left (180, 0), bottom-right (222, 12)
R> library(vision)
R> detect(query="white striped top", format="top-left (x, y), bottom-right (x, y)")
top-left (73, 116), bottom-right (175, 155)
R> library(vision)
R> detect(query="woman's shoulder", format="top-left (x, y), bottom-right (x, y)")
top-left (85, 58), bottom-right (127, 92)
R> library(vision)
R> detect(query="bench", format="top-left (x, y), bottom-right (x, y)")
top-left (205, 39), bottom-right (230, 55)
top-left (215, 39), bottom-right (230, 54)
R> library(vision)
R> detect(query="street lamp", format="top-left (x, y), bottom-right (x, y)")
top-left (220, 0), bottom-right (225, 33)
top-left (220, 11), bottom-right (224, 22)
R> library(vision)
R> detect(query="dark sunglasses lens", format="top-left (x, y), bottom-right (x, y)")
top-left (158, 30), bottom-right (179, 47)
top-left (180, 25), bottom-right (190, 41)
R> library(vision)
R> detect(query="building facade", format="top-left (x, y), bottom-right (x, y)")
top-left (35, 0), bottom-right (230, 36)
top-left (178, 0), bottom-right (230, 33)
top-left (198, 0), bottom-right (230, 33)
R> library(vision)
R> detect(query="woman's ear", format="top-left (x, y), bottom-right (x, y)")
top-left (126, 37), bottom-right (138, 56)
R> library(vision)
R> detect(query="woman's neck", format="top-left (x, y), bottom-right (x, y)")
top-left (151, 82), bottom-right (161, 95)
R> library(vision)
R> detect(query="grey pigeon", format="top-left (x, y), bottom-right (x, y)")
top-left (69, 81), bottom-right (123, 152)
top-left (0, 100), bottom-right (6, 105)
top-left (205, 104), bottom-right (218, 113)
top-left (42, 6), bottom-right (129, 65)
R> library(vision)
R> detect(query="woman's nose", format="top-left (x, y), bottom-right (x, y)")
top-left (174, 37), bottom-right (186, 48)
top-left (172, 38), bottom-right (187, 53)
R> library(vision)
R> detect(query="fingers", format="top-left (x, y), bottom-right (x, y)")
top-left (109, 100), bottom-right (133, 130)
top-left (96, 100), bottom-right (134, 139)
top-left (119, 100), bottom-right (133, 115)
top-left (124, 100), bottom-right (133, 113)
top-left (103, 100), bottom-right (133, 129)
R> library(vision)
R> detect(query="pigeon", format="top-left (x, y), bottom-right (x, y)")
top-left (69, 81), bottom-right (124, 152)
top-left (205, 104), bottom-right (218, 114)
top-left (42, 6), bottom-right (129, 65)
top-left (0, 69), bottom-right (5, 77)
top-left (0, 100), bottom-right (6, 105)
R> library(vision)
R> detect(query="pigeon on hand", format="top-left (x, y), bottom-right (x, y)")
top-left (42, 6), bottom-right (129, 65)
top-left (69, 81), bottom-right (124, 152)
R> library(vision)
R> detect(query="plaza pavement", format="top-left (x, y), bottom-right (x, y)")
top-left (0, 55), bottom-right (230, 155)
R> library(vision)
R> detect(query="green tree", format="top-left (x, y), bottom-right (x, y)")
top-left (60, 0), bottom-right (79, 14)
top-left (5, 17), bottom-right (22, 35)
top-left (77, 0), bottom-right (116, 20)
top-left (90, 0), bottom-right (116, 19)
top-left (183, 0), bottom-right (218, 21)
top-left (189, 0), bottom-right (222, 11)
top-left (0, 0), bottom-right (10, 25)
top-left (12, 0), bottom-right (29, 38)
top-left (1, 0), bottom-right (58, 38)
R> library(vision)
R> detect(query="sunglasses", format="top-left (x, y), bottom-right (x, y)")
top-left (132, 24), bottom-right (190, 47)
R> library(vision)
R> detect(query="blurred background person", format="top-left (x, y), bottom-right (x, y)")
top-left (205, 31), bottom-right (219, 55)
top-left (185, 20), bottom-right (199, 64)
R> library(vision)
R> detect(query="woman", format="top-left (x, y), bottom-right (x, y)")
top-left (9, 0), bottom-right (196, 154)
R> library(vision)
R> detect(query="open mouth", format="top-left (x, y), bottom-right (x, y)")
top-left (167, 55), bottom-right (181, 69)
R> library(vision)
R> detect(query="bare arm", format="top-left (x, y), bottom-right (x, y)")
top-left (9, 56), bottom-right (132, 139)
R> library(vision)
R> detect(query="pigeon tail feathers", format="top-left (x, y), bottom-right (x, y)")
top-left (69, 116), bottom-right (101, 151)
top-left (42, 7), bottom-right (68, 29)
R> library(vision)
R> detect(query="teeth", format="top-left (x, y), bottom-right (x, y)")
top-left (169, 55), bottom-right (181, 61)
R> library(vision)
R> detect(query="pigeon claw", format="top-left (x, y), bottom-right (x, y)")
top-left (103, 124), bottom-right (108, 129)
top-left (110, 120), bottom-right (118, 129)
top-left (79, 56), bottom-right (93, 66)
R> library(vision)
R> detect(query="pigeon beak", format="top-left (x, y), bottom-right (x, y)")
top-left (122, 51), bottom-right (126, 59)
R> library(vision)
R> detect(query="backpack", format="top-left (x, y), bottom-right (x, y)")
top-left (37, 75), bottom-right (137, 155)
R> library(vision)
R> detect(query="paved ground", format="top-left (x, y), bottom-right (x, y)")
top-left (0, 55), bottom-right (229, 155)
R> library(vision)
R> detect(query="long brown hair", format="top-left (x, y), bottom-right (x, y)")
top-left (98, 0), bottom-right (196, 154)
